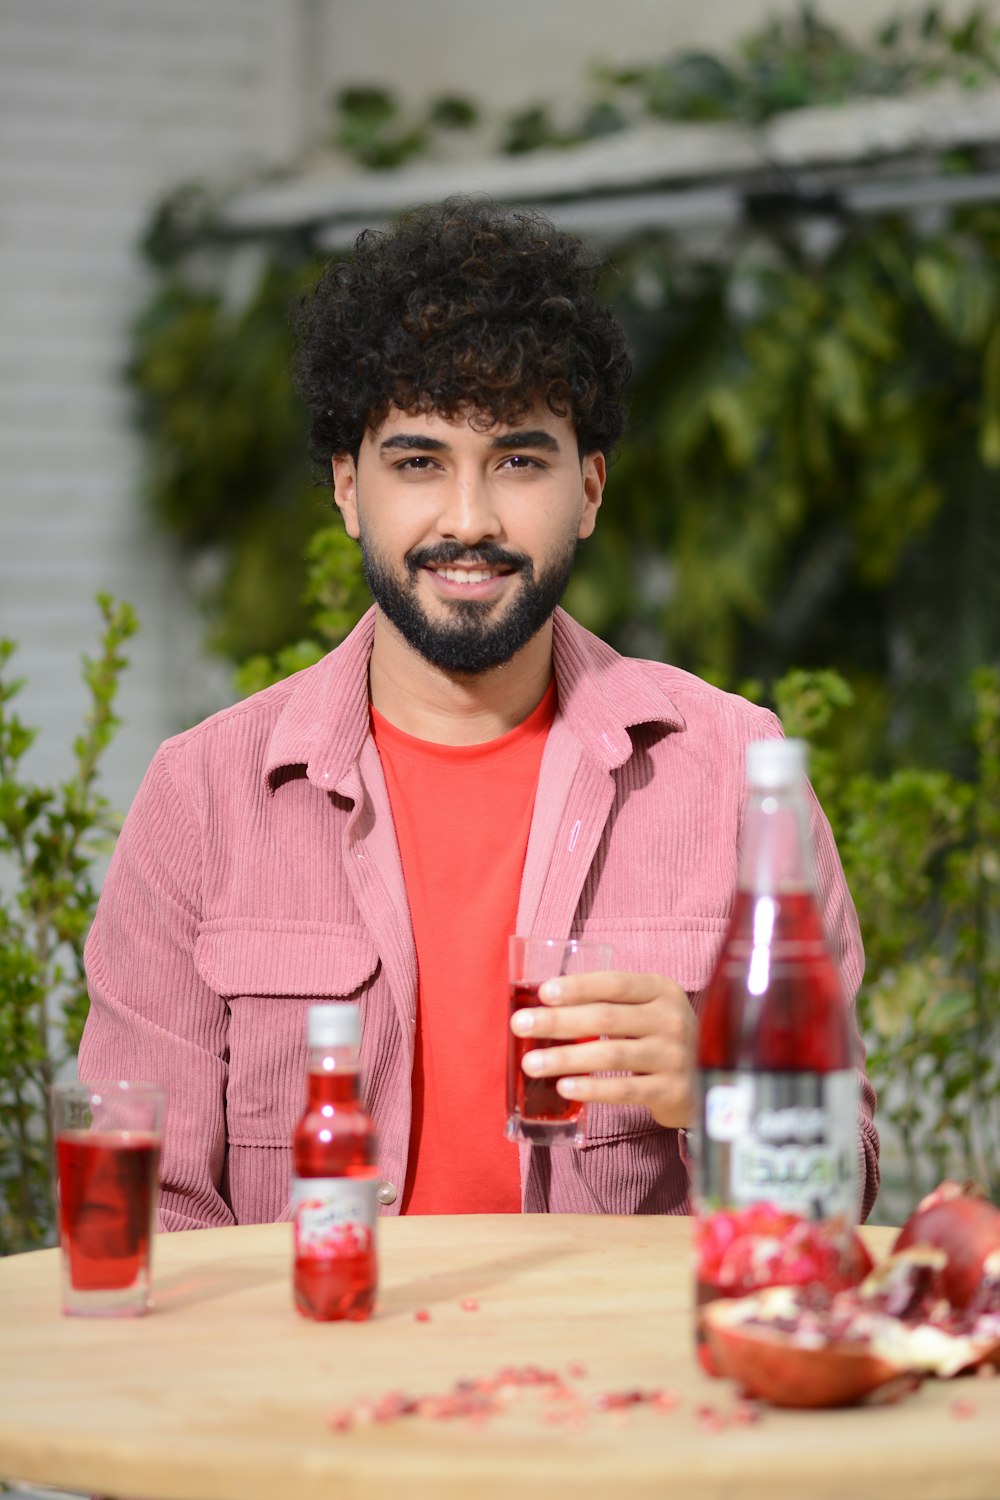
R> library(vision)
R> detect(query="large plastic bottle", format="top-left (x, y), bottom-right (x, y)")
top-left (291, 1003), bottom-right (378, 1321)
top-left (693, 738), bottom-right (859, 1365)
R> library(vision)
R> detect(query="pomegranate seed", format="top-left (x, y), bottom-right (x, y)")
top-left (951, 1398), bottom-right (977, 1420)
top-left (460, 1297), bottom-right (479, 1311)
top-left (696, 1404), bottom-right (728, 1433)
top-left (567, 1360), bottom-right (588, 1378)
top-left (652, 1389), bottom-right (680, 1412)
top-left (414, 1308), bottom-right (431, 1322)
top-left (731, 1402), bottom-right (761, 1425)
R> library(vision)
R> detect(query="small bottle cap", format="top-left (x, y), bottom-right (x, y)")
top-left (307, 1003), bottom-right (360, 1049)
top-left (746, 737), bottom-right (808, 789)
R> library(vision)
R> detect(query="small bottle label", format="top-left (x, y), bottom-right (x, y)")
top-left (698, 1068), bottom-right (858, 1220)
top-left (291, 1177), bottom-right (377, 1260)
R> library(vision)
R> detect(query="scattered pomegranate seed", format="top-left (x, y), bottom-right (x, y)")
top-left (460, 1297), bottom-right (479, 1311)
top-left (414, 1308), bottom-right (431, 1322)
top-left (696, 1403), bottom-right (728, 1433)
top-left (567, 1360), bottom-right (588, 1378)
top-left (951, 1398), bottom-right (977, 1420)
top-left (324, 1364), bottom-right (772, 1438)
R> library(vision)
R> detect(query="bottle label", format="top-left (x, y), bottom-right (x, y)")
top-left (697, 1069), bottom-right (858, 1220)
top-left (291, 1177), bottom-right (377, 1260)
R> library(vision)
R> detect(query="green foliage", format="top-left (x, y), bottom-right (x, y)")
top-left (0, 597), bottom-right (137, 1254)
top-left (583, 208), bottom-right (1000, 768)
top-left (129, 255), bottom-right (330, 658)
top-left (423, 5), bottom-right (1000, 162)
top-left (322, 7), bottom-right (1000, 167)
top-left (331, 85), bottom-right (478, 170)
top-left (771, 666), bottom-right (1000, 1209)
top-left (234, 525), bottom-right (371, 695)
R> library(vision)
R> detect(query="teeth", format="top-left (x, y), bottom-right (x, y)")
top-left (436, 567), bottom-right (496, 584)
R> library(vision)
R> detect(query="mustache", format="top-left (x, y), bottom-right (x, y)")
top-left (406, 541), bottom-right (530, 574)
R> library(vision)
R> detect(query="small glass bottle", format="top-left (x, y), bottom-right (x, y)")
top-left (693, 739), bottom-right (859, 1366)
top-left (291, 1002), bottom-right (378, 1321)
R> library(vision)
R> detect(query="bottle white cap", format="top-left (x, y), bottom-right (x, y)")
top-left (307, 1003), bottom-right (360, 1049)
top-left (746, 737), bottom-right (808, 788)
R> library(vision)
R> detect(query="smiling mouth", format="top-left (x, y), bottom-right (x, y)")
top-left (430, 565), bottom-right (513, 585)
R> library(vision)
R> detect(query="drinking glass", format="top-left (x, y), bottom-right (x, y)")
top-left (52, 1080), bottom-right (165, 1317)
top-left (506, 936), bottom-right (613, 1146)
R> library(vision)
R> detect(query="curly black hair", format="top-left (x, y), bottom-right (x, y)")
top-left (293, 197), bottom-right (631, 468)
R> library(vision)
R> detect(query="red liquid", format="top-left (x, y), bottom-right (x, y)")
top-left (507, 982), bottom-right (582, 1125)
top-left (56, 1131), bottom-right (160, 1291)
top-left (697, 890), bottom-right (852, 1073)
top-left (292, 1068), bottom-right (378, 1322)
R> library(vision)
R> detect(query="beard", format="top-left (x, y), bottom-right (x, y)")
top-left (358, 535), bottom-right (577, 675)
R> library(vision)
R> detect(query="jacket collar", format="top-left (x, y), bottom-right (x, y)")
top-left (264, 605), bottom-right (685, 793)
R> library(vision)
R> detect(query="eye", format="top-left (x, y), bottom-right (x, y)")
top-left (395, 455), bottom-right (439, 471)
top-left (499, 454), bottom-right (543, 470)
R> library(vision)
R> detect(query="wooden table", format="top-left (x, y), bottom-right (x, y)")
top-left (1, 1216), bottom-right (998, 1500)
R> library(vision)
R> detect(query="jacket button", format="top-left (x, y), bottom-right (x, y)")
top-left (376, 1180), bottom-right (397, 1205)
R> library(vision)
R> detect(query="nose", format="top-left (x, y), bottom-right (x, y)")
top-left (434, 467), bottom-right (502, 546)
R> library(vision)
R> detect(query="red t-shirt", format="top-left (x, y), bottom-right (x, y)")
top-left (371, 683), bottom-right (556, 1214)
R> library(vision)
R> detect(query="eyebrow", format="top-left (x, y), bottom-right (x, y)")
top-left (378, 429), bottom-right (562, 456)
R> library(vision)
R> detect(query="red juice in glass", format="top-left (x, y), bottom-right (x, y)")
top-left (507, 981), bottom-right (582, 1127)
top-left (506, 937), bottom-right (613, 1147)
top-left (57, 1130), bottom-right (160, 1291)
top-left (51, 1080), bottom-right (165, 1317)
top-left (292, 1004), bottom-right (378, 1322)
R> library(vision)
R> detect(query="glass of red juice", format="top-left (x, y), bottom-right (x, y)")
top-left (51, 1081), bottom-right (165, 1317)
top-left (506, 936), bottom-right (613, 1146)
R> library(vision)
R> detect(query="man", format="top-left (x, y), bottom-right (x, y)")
top-left (80, 199), bottom-right (879, 1226)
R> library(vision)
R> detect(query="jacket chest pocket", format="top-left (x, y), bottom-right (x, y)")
top-left (569, 917), bottom-right (727, 1145)
top-left (194, 920), bottom-right (381, 1148)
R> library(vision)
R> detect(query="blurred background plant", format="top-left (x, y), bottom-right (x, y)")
top-left (0, 597), bottom-right (137, 1253)
top-left (324, 5), bottom-right (1000, 159)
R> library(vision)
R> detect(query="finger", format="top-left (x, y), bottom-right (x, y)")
top-left (556, 1069), bottom-right (693, 1120)
top-left (520, 1035), bottom-right (688, 1079)
top-left (538, 971), bottom-right (672, 1006)
top-left (512, 999), bottom-right (692, 1044)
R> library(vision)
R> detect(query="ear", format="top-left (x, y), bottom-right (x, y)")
top-left (332, 453), bottom-right (361, 539)
top-left (577, 452), bottom-right (606, 541)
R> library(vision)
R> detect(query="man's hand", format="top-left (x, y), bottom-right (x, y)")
top-left (509, 971), bottom-right (695, 1130)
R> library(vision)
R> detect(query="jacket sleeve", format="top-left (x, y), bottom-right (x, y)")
top-left (807, 787), bottom-right (881, 1222)
top-left (80, 745), bottom-right (234, 1231)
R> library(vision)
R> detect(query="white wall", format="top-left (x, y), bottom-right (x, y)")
top-left (0, 0), bottom-right (935, 819)
top-left (0, 0), bottom-right (311, 812)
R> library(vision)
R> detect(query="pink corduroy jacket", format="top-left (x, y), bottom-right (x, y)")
top-left (80, 607), bottom-right (879, 1229)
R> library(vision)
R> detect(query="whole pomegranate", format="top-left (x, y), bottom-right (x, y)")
top-left (892, 1181), bottom-right (1000, 1310)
